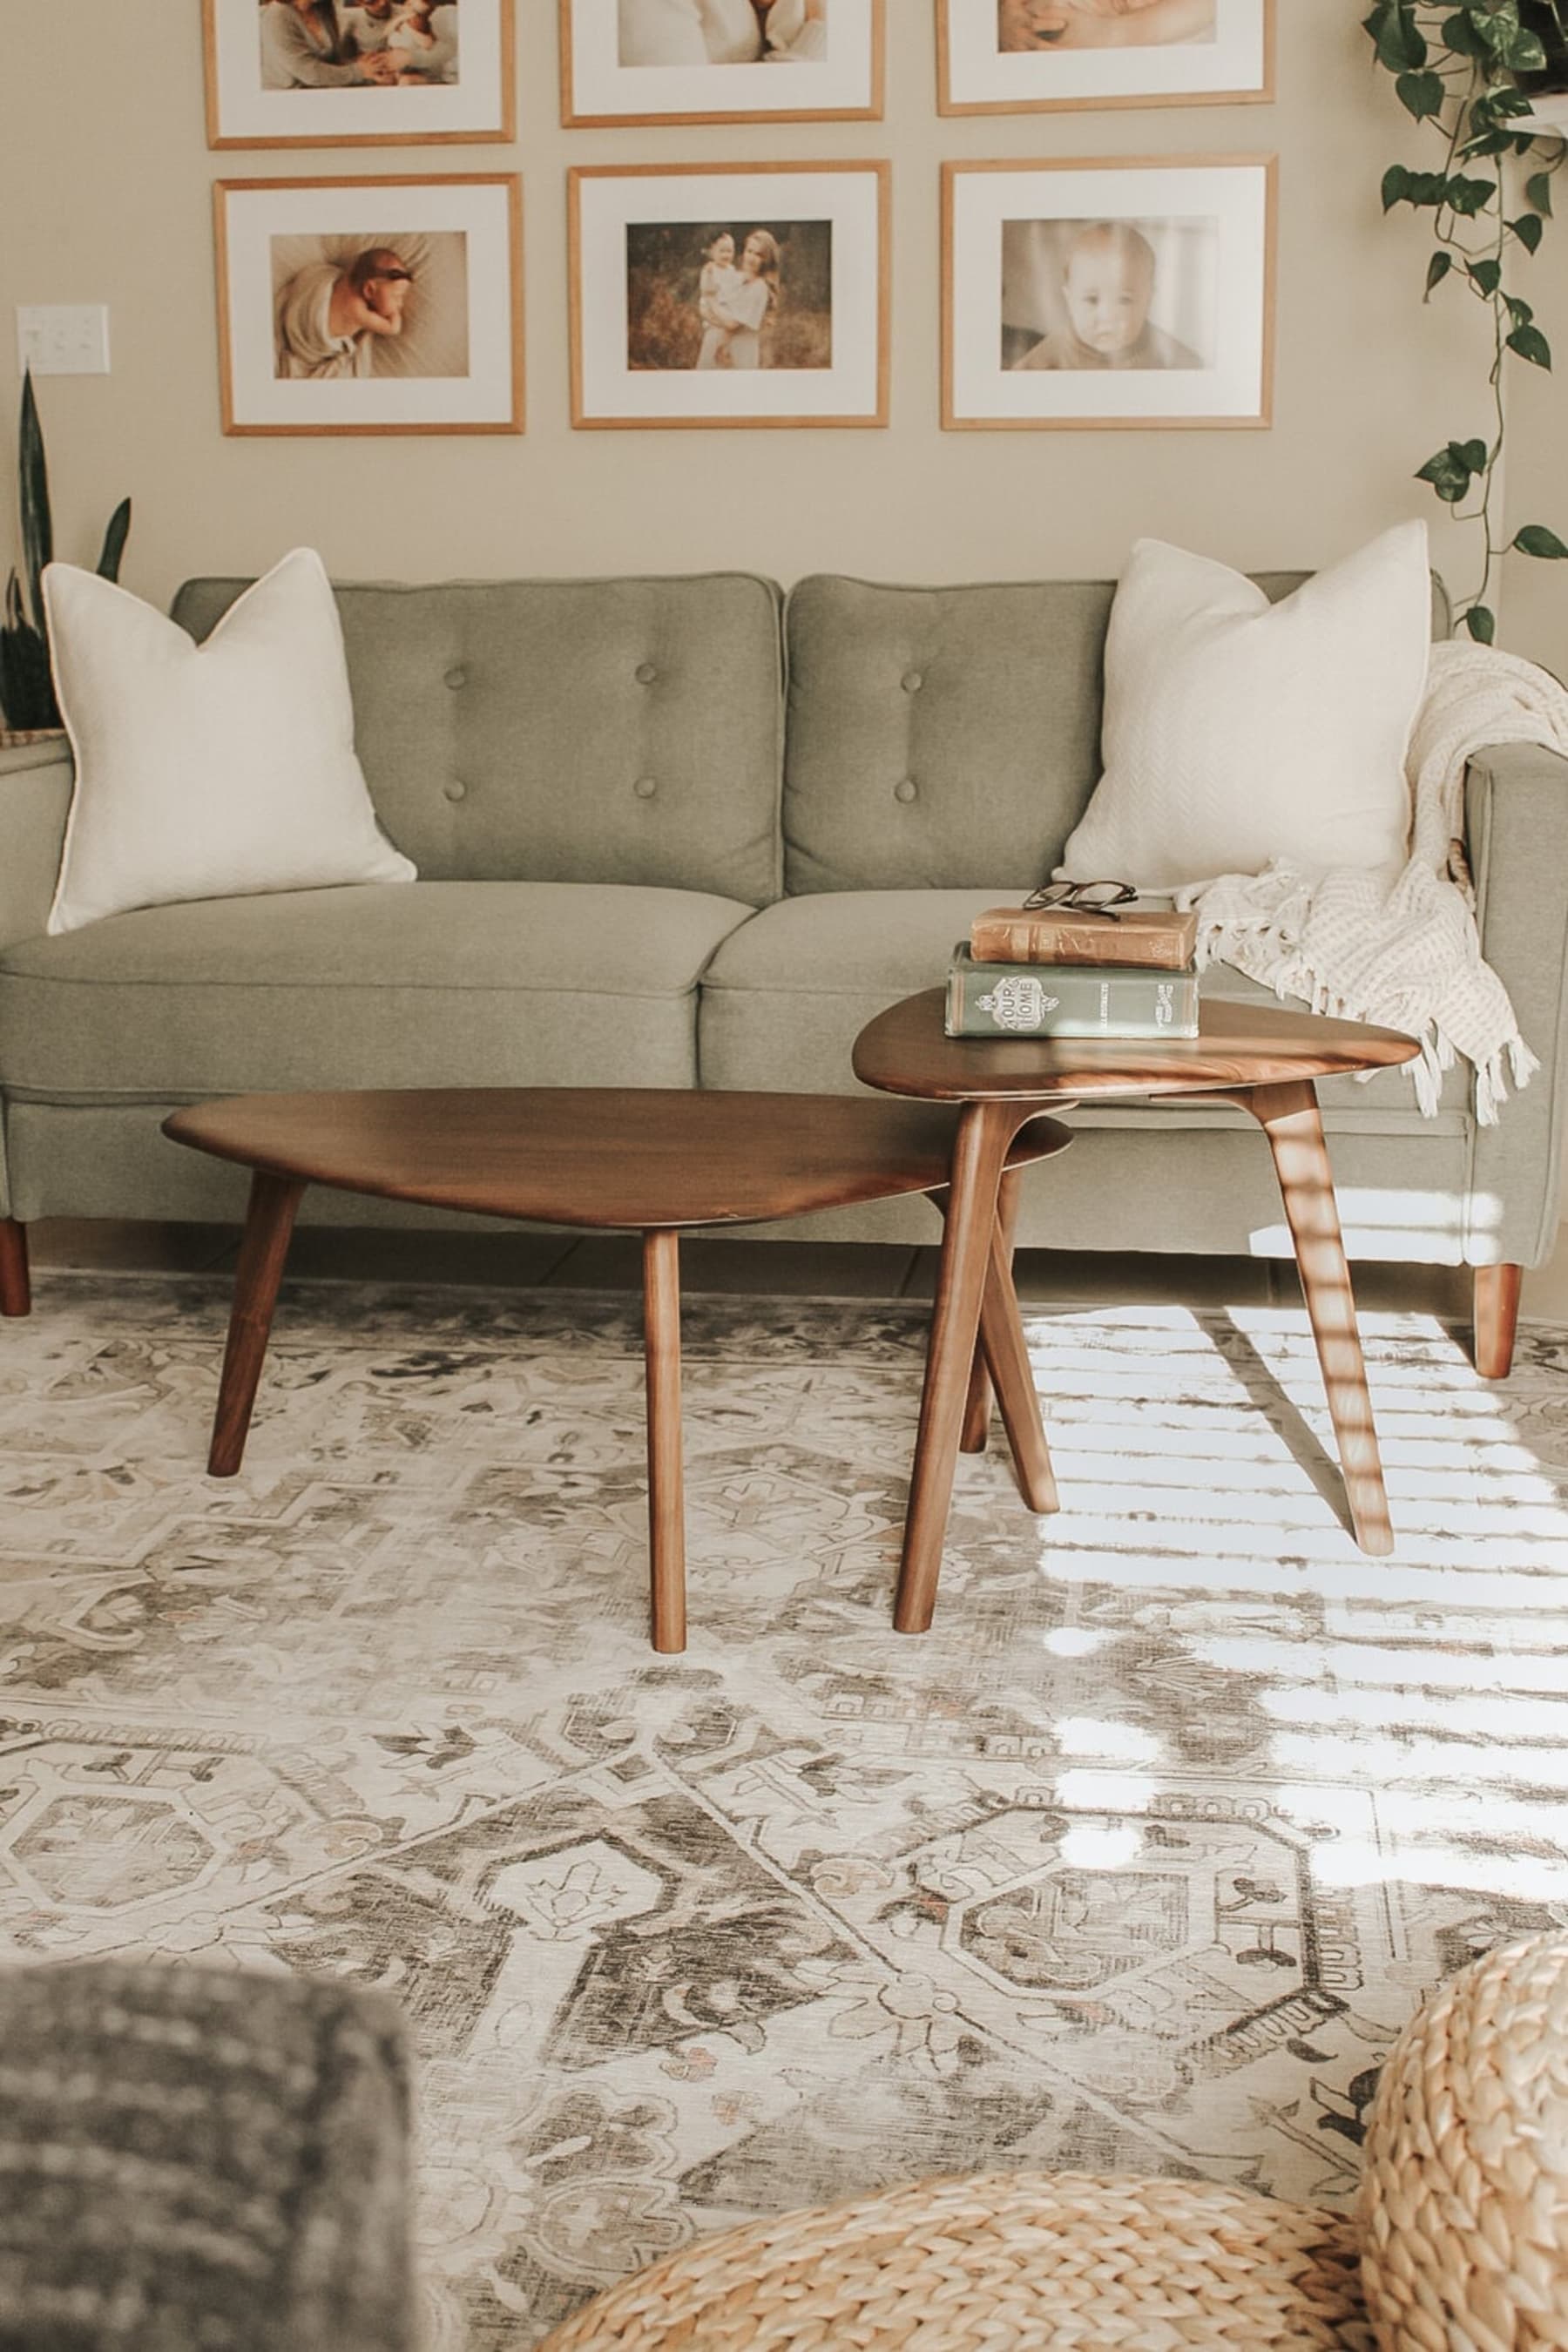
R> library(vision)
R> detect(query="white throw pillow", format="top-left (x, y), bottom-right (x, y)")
top-left (44, 545), bottom-right (415, 936)
top-left (1057, 523), bottom-right (1433, 894)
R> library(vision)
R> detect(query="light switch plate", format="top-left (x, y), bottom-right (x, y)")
top-left (16, 305), bottom-right (111, 375)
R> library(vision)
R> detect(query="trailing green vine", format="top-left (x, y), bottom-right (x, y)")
top-left (1366, 0), bottom-right (1568, 640)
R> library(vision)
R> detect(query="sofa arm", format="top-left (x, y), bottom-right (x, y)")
top-left (0, 737), bottom-right (71, 951)
top-left (1464, 738), bottom-right (1568, 1267)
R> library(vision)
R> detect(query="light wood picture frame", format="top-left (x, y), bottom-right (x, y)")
top-left (204, 0), bottom-right (516, 148)
top-left (943, 155), bottom-right (1276, 430)
top-left (561, 0), bottom-right (884, 126)
top-left (216, 174), bottom-right (524, 436)
top-left (570, 161), bottom-right (890, 430)
top-left (937, 0), bottom-right (1274, 116)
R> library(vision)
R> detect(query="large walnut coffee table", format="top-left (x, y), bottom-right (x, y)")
top-left (163, 1088), bottom-right (1071, 1653)
top-left (853, 990), bottom-right (1423, 1633)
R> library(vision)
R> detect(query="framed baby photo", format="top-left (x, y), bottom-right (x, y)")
top-left (203, 0), bottom-right (516, 148)
top-left (569, 162), bottom-right (890, 429)
top-left (215, 175), bottom-right (524, 435)
top-left (943, 155), bottom-right (1275, 430)
top-left (560, 0), bottom-right (884, 126)
top-left (937, 0), bottom-right (1274, 116)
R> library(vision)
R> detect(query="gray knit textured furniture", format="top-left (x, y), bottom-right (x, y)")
top-left (0, 1960), bottom-right (414, 2352)
top-left (1, 566), bottom-right (1561, 1375)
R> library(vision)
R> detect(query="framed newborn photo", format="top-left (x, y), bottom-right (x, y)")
top-left (569, 162), bottom-right (889, 429)
top-left (561, 0), bottom-right (884, 126)
top-left (943, 155), bottom-right (1274, 429)
top-left (215, 175), bottom-right (524, 434)
top-left (937, 0), bottom-right (1274, 116)
top-left (203, 0), bottom-right (516, 147)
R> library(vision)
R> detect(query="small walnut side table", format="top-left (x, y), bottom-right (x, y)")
top-left (853, 990), bottom-right (1422, 1633)
top-left (164, 1087), bottom-right (1071, 1653)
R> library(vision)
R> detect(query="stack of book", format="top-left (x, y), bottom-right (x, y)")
top-left (945, 902), bottom-right (1200, 1039)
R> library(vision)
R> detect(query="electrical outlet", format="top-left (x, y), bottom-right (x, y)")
top-left (15, 305), bottom-right (111, 376)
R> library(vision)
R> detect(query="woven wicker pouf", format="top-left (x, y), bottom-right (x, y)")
top-left (1358, 1929), bottom-right (1568, 2349)
top-left (540, 1931), bottom-right (1568, 2352)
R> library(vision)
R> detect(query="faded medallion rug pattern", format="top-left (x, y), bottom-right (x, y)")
top-left (3, 1273), bottom-right (1568, 2347)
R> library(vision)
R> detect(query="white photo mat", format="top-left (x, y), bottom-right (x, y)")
top-left (205, 0), bottom-right (512, 144)
top-left (563, 0), bottom-right (881, 123)
top-left (945, 159), bottom-right (1274, 428)
top-left (941, 0), bottom-right (1271, 112)
top-left (571, 166), bottom-right (888, 426)
top-left (218, 178), bottom-right (523, 433)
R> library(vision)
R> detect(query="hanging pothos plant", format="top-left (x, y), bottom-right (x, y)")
top-left (1366, 0), bottom-right (1568, 640)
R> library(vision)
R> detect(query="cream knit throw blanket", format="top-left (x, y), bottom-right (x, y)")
top-left (1181, 642), bottom-right (1568, 1125)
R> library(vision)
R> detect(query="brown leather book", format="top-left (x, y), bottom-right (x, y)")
top-left (969, 905), bottom-right (1199, 971)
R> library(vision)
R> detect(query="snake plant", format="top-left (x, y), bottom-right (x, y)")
top-left (0, 368), bottom-right (131, 732)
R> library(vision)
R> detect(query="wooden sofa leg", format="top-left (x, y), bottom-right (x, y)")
top-left (0, 1220), bottom-right (30, 1317)
top-left (1473, 1263), bottom-right (1523, 1380)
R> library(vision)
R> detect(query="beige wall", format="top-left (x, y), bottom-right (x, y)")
top-left (0, 0), bottom-right (1522, 614)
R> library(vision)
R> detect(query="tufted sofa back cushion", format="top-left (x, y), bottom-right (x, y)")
top-left (172, 573), bottom-right (785, 905)
top-left (781, 571), bottom-right (1450, 896)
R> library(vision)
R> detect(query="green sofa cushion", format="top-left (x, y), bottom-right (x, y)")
top-left (700, 888), bottom-right (1465, 1125)
top-left (172, 573), bottom-right (785, 907)
top-left (782, 572), bottom-right (1452, 896)
top-left (0, 881), bottom-right (752, 1097)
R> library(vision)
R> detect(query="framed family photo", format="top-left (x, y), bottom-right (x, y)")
top-left (215, 174), bottom-right (524, 435)
top-left (203, 0), bottom-right (516, 147)
top-left (561, 0), bottom-right (884, 126)
top-left (937, 0), bottom-right (1274, 115)
top-left (943, 155), bottom-right (1275, 429)
top-left (569, 162), bottom-right (889, 429)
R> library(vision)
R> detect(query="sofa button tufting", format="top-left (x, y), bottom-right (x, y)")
top-left (444, 665), bottom-right (468, 691)
top-left (634, 774), bottom-right (659, 800)
top-left (635, 661), bottom-right (659, 685)
top-left (894, 778), bottom-right (918, 805)
top-left (443, 780), bottom-right (468, 803)
top-left (902, 669), bottom-right (923, 693)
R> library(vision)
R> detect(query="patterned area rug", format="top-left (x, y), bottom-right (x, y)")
top-left (3, 1273), bottom-right (1567, 2347)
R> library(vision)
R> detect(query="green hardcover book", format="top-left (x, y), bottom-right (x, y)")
top-left (945, 945), bottom-right (1200, 1038)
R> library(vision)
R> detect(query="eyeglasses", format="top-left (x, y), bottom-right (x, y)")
top-left (1021, 879), bottom-right (1138, 921)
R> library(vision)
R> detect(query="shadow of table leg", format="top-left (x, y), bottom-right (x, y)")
top-left (207, 1171), bottom-right (305, 1477)
top-left (1238, 1080), bottom-right (1394, 1558)
top-left (643, 1228), bottom-right (687, 1655)
top-left (897, 1101), bottom-right (1023, 1633)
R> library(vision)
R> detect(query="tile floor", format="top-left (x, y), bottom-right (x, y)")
top-left (27, 1212), bottom-right (1568, 1325)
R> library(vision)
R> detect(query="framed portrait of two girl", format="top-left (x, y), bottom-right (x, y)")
top-left (570, 162), bottom-right (890, 429)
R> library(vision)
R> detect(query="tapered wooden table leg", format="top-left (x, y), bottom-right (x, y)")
top-left (0, 1219), bottom-right (30, 1317)
top-left (979, 1216), bottom-right (1059, 1515)
top-left (208, 1172), bottom-right (305, 1477)
top-left (896, 1102), bottom-right (1021, 1633)
top-left (1242, 1080), bottom-right (1394, 1557)
top-left (935, 1184), bottom-right (1058, 1514)
top-left (961, 1168), bottom-right (1024, 1454)
top-left (643, 1227), bottom-right (686, 1656)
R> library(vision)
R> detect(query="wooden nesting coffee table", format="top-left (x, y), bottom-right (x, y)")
top-left (163, 1088), bottom-right (1071, 1652)
top-left (853, 990), bottom-right (1423, 1633)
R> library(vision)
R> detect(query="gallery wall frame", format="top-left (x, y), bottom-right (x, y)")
top-left (204, 0), bottom-right (516, 148)
top-left (943, 153), bottom-right (1276, 431)
top-left (937, 0), bottom-right (1274, 117)
top-left (560, 0), bottom-right (885, 127)
top-left (569, 160), bottom-right (891, 430)
top-left (215, 173), bottom-right (525, 436)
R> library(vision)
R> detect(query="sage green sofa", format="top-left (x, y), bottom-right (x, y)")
top-left (1, 567), bottom-right (1563, 1375)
